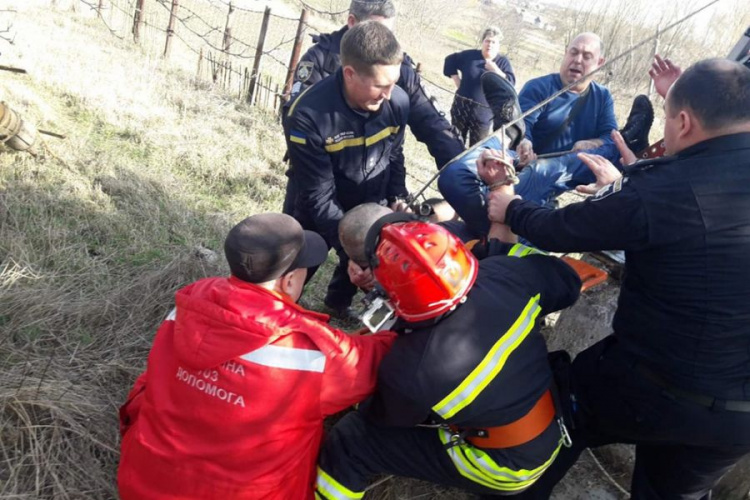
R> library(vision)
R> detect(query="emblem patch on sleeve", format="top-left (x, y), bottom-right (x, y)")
top-left (593, 177), bottom-right (627, 201)
top-left (296, 61), bottom-right (314, 83)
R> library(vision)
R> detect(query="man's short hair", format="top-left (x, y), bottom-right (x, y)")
top-left (668, 58), bottom-right (750, 131)
top-left (349, 0), bottom-right (396, 21)
top-left (340, 21), bottom-right (403, 75)
top-left (339, 203), bottom-right (392, 267)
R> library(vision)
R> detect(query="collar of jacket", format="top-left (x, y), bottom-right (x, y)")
top-left (625, 132), bottom-right (750, 175)
top-left (674, 131), bottom-right (750, 159)
top-left (227, 275), bottom-right (330, 322)
top-left (314, 25), bottom-right (348, 53)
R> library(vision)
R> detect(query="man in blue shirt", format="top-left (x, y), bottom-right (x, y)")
top-left (439, 33), bottom-right (653, 235)
top-left (515, 33), bottom-right (616, 165)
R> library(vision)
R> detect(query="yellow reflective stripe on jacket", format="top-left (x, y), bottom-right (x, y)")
top-left (324, 136), bottom-right (365, 152)
top-left (508, 243), bottom-right (546, 258)
top-left (315, 466), bottom-right (364, 500)
top-left (323, 126), bottom-right (400, 153)
top-left (365, 126), bottom-right (400, 146)
top-left (438, 429), bottom-right (561, 491)
top-left (432, 295), bottom-right (542, 419)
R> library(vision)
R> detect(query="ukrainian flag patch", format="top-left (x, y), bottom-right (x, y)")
top-left (289, 130), bottom-right (307, 145)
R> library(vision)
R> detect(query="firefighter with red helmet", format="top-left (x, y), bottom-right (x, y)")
top-left (314, 213), bottom-right (582, 497)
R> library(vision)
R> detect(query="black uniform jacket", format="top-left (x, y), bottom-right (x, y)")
top-left (363, 241), bottom-right (581, 429)
top-left (506, 133), bottom-right (750, 401)
top-left (285, 69), bottom-right (409, 250)
top-left (288, 26), bottom-right (464, 167)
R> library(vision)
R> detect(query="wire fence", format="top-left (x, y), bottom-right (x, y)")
top-left (61, 0), bottom-right (494, 144)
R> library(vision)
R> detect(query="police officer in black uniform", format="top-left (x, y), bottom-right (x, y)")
top-left (314, 212), bottom-right (581, 497)
top-left (282, 0), bottom-right (463, 215)
top-left (488, 58), bottom-right (750, 499)
top-left (285, 22), bottom-right (409, 317)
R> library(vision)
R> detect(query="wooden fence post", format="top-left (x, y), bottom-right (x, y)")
top-left (223, 2), bottom-right (234, 54)
top-left (164, 0), bottom-right (180, 59)
top-left (132, 0), bottom-right (145, 43)
top-left (248, 6), bottom-right (271, 105)
top-left (282, 9), bottom-right (308, 102)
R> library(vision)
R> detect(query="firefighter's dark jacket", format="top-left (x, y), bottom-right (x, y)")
top-left (289, 26), bottom-right (464, 167)
top-left (362, 242), bottom-right (581, 429)
top-left (285, 69), bottom-right (409, 250)
top-left (506, 132), bottom-right (750, 401)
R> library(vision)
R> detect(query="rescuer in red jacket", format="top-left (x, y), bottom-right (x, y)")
top-left (117, 213), bottom-right (396, 500)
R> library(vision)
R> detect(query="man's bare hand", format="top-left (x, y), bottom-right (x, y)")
top-left (575, 152), bottom-right (623, 195)
top-left (649, 54), bottom-right (682, 99)
top-left (389, 199), bottom-right (413, 213)
top-left (477, 149), bottom-right (513, 185)
top-left (516, 138), bottom-right (536, 167)
top-left (487, 190), bottom-right (521, 224)
top-left (611, 129), bottom-right (637, 166)
top-left (572, 139), bottom-right (603, 152)
top-left (347, 260), bottom-right (375, 292)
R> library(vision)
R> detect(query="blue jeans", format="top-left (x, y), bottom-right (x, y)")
top-left (438, 136), bottom-right (620, 235)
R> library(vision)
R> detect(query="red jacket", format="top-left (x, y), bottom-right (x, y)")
top-left (118, 276), bottom-right (395, 499)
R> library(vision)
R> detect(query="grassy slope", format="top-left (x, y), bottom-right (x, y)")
top-left (0, 4), bottom-right (467, 499)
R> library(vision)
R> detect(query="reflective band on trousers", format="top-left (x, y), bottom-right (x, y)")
top-left (315, 466), bottom-right (365, 500)
top-left (438, 428), bottom-right (562, 491)
top-left (432, 295), bottom-right (542, 419)
top-left (508, 243), bottom-right (546, 258)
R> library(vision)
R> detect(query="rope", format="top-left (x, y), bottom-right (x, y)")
top-left (587, 449), bottom-right (630, 497)
top-left (408, 0), bottom-right (724, 202)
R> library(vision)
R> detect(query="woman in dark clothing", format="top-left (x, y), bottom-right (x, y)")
top-left (444, 27), bottom-right (516, 146)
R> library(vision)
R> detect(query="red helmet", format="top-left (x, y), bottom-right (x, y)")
top-left (368, 220), bottom-right (478, 322)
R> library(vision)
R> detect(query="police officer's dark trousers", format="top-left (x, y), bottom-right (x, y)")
top-left (513, 336), bottom-right (750, 500)
top-left (317, 410), bottom-right (563, 498)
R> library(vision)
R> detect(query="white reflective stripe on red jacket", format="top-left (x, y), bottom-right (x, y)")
top-left (165, 308), bottom-right (177, 321)
top-left (240, 345), bottom-right (326, 373)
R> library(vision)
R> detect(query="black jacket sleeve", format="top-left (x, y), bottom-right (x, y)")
top-left (285, 110), bottom-right (344, 249)
top-left (497, 56), bottom-right (516, 85)
top-left (506, 179), bottom-right (650, 253)
top-left (399, 58), bottom-right (464, 168)
top-left (517, 255), bottom-right (581, 315)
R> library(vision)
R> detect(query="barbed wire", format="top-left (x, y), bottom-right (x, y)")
top-left (203, 0), bottom-right (302, 22)
top-left (295, 0), bottom-right (349, 17)
top-left (78, 0), bottom-right (127, 40)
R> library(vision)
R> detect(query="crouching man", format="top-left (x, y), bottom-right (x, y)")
top-left (314, 201), bottom-right (581, 497)
top-left (118, 213), bottom-right (395, 499)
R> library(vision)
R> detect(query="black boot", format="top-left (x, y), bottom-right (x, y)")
top-left (481, 72), bottom-right (525, 150)
top-left (619, 94), bottom-right (654, 154)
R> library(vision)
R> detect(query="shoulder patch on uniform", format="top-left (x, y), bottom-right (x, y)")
top-left (592, 177), bottom-right (627, 202)
top-left (296, 61), bottom-right (314, 83)
top-left (288, 129), bottom-right (307, 145)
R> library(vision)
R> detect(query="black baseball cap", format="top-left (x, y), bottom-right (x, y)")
top-left (224, 213), bottom-right (328, 283)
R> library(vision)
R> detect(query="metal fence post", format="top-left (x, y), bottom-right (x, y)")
top-left (164, 0), bottom-right (180, 59)
top-left (223, 2), bottom-right (234, 54)
top-left (282, 9), bottom-right (308, 103)
top-left (132, 0), bottom-right (145, 43)
top-left (248, 6), bottom-right (271, 105)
